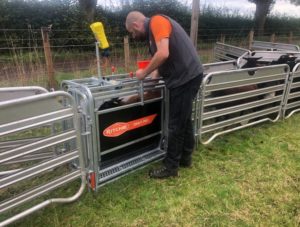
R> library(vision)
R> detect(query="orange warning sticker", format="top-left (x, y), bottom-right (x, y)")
top-left (103, 114), bottom-right (157, 137)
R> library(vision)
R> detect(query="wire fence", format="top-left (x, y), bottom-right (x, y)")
top-left (0, 28), bottom-right (300, 88)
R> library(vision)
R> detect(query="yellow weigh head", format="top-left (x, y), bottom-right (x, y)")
top-left (90, 22), bottom-right (110, 49)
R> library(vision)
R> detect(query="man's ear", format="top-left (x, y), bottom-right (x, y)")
top-left (132, 22), bottom-right (139, 30)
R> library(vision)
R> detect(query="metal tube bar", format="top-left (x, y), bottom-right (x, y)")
top-left (0, 150), bottom-right (79, 189)
top-left (0, 130), bottom-right (76, 164)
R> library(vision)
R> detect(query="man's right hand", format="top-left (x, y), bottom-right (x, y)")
top-left (135, 69), bottom-right (147, 80)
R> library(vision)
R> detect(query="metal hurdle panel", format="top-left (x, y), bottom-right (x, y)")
top-left (203, 60), bottom-right (237, 74)
top-left (196, 64), bottom-right (290, 144)
top-left (283, 63), bottom-right (300, 118)
top-left (0, 87), bottom-right (50, 164)
top-left (62, 75), bottom-right (167, 191)
top-left (193, 61), bottom-right (239, 139)
top-left (252, 40), bottom-right (300, 52)
top-left (214, 42), bottom-right (250, 62)
top-left (0, 86), bottom-right (48, 102)
top-left (0, 91), bottom-right (86, 226)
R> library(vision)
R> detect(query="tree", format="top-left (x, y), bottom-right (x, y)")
top-left (289, 0), bottom-right (300, 4)
top-left (248, 0), bottom-right (275, 36)
top-left (79, 0), bottom-right (97, 23)
top-left (249, 0), bottom-right (300, 36)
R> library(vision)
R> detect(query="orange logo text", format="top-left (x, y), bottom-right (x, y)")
top-left (103, 114), bottom-right (157, 137)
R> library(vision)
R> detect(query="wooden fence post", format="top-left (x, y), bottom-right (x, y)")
top-left (124, 36), bottom-right (130, 72)
top-left (41, 26), bottom-right (56, 89)
top-left (288, 31), bottom-right (293, 44)
top-left (270, 33), bottom-right (275, 43)
top-left (220, 34), bottom-right (225, 43)
top-left (190, 0), bottom-right (200, 49)
top-left (248, 29), bottom-right (254, 50)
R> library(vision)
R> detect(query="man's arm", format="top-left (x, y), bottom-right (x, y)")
top-left (136, 38), bottom-right (169, 80)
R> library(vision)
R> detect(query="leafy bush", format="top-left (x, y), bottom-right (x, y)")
top-left (0, 0), bottom-right (300, 49)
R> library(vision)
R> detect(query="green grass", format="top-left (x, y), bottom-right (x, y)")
top-left (7, 114), bottom-right (299, 227)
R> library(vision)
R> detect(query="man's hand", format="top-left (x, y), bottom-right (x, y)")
top-left (150, 69), bottom-right (159, 80)
top-left (135, 69), bottom-right (147, 80)
top-left (135, 38), bottom-right (169, 81)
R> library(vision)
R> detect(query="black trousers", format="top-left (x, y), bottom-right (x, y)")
top-left (163, 75), bottom-right (202, 170)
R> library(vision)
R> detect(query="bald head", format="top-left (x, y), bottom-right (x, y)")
top-left (125, 11), bottom-right (147, 40)
top-left (126, 11), bottom-right (146, 29)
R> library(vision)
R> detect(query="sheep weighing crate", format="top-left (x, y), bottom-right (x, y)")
top-left (61, 75), bottom-right (168, 190)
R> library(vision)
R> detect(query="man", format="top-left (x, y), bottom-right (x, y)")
top-left (126, 11), bottom-right (203, 179)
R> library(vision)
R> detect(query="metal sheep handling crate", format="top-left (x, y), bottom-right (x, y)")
top-left (61, 75), bottom-right (168, 190)
top-left (1, 41), bottom-right (300, 226)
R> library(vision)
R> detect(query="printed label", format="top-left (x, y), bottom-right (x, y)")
top-left (103, 114), bottom-right (157, 137)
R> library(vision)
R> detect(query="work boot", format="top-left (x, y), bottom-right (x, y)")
top-left (148, 166), bottom-right (178, 179)
top-left (179, 159), bottom-right (192, 168)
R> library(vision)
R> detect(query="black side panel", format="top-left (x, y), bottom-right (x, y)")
top-left (98, 101), bottom-right (162, 155)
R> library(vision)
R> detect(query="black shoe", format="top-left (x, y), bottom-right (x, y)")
top-left (179, 159), bottom-right (192, 168)
top-left (148, 166), bottom-right (178, 179)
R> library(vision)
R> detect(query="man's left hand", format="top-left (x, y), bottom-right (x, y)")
top-left (135, 69), bottom-right (146, 80)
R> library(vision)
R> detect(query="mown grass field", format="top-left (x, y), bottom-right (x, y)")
top-left (9, 114), bottom-right (300, 227)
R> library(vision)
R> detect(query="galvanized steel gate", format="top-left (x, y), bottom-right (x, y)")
top-left (283, 63), bottom-right (300, 118)
top-left (0, 89), bottom-right (86, 226)
top-left (196, 64), bottom-right (290, 144)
